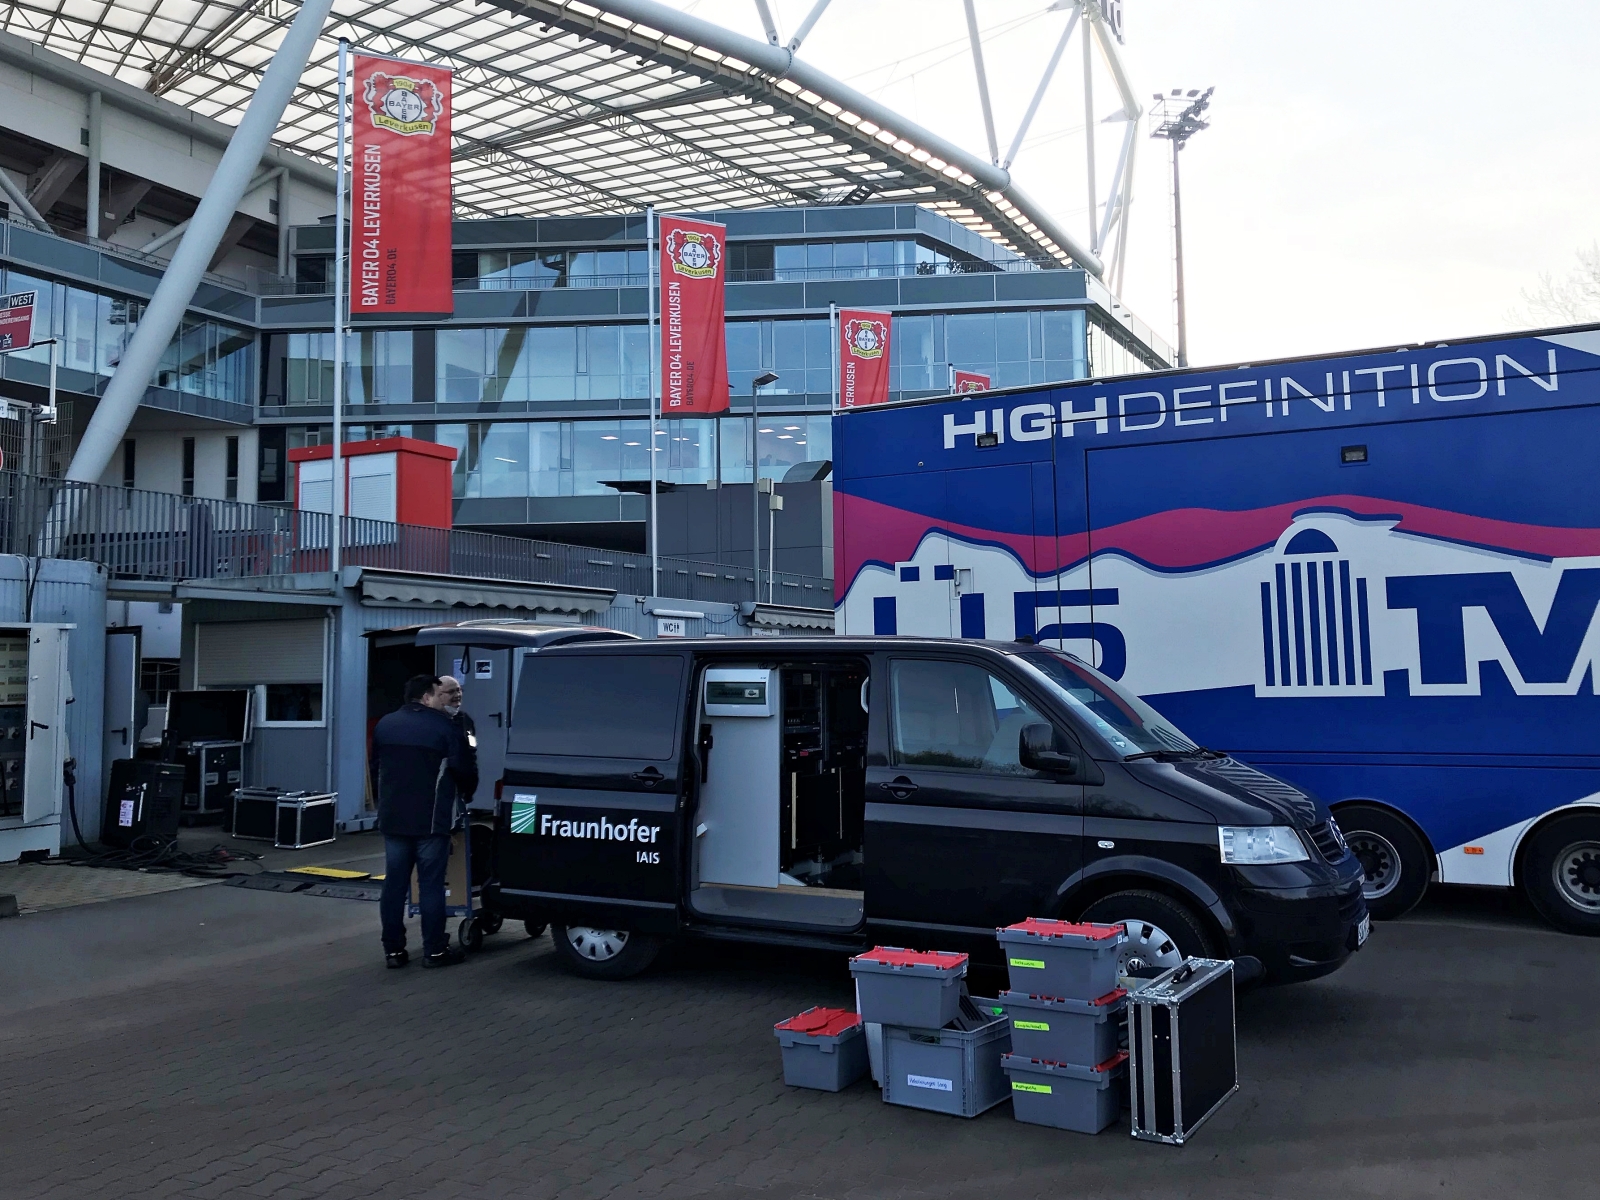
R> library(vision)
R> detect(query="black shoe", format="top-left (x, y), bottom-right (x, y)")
top-left (385, 950), bottom-right (409, 969)
top-left (420, 946), bottom-right (467, 969)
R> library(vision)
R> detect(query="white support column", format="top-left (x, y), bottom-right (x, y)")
top-left (65, 0), bottom-right (336, 484)
top-left (1082, 2), bottom-right (1098, 253)
top-left (136, 167), bottom-right (283, 256)
top-left (1003, 5), bottom-right (1080, 169)
top-left (962, 0), bottom-right (1001, 165)
top-left (85, 91), bottom-right (102, 241)
top-left (0, 170), bottom-right (50, 232)
top-left (276, 169), bottom-right (289, 276)
top-left (786, 0), bottom-right (832, 52)
top-left (1097, 112), bottom-right (1137, 253)
top-left (753, 0), bottom-right (780, 45)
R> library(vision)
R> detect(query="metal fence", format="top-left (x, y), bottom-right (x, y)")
top-left (0, 472), bottom-right (831, 606)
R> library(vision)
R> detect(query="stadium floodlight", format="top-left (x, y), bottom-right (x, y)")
top-left (1150, 87), bottom-right (1214, 368)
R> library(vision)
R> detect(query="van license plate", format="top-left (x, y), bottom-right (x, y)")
top-left (1356, 914), bottom-right (1371, 947)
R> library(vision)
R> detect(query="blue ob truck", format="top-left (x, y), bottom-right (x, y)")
top-left (834, 323), bottom-right (1600, 932)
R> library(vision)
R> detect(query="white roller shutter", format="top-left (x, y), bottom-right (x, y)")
top-left (196, 619), bottom-right (326, 687)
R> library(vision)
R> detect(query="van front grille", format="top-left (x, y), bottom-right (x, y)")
top-left (1307, 820), bottom-right (1348, 862)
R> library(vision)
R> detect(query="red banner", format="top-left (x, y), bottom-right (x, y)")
top-left (839, 309), bottom-right (892, 408)
top-left (0, 291), bottom-right (36, 353)
top-left (952, 369), bottom-right (991, 394)
top-left (351, 53), bottom-right (454, 319)
top-left (660, 215), bottom-right (730, 414)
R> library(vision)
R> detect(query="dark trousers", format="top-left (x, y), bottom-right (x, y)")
top-left (380, 834), bottom-right (451, 956)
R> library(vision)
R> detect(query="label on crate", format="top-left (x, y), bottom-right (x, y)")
top-left (1012, 1081), bottom-right (1053, 1094)
top-left (1014, 1020), bottom-right (1050, 1031)
top-left (906, 1074), bottom-right (953, 1093)
top-left (1008, 957), bottom-right (1046, 969)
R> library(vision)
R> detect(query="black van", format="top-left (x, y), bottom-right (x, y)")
top-left (485, 636), bottom-right (1368, 985)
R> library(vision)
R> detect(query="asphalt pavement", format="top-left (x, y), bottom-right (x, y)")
top-left (0, 879), bottom-right (1594, 1200)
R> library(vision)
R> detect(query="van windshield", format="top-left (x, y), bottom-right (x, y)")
top-left (1011, 649), bottom-right (1199, 758)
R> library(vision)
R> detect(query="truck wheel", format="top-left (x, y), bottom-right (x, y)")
top-left (523, 921), bottom-right (548, 939)
top-left (551, 924), bottom-right (662, 980)
top-left (1078, 890), bottom-right (1215, 979)
top-left (1337, 804), bottom-right (1431, 920)
top-left (1521, 813), bottom-right (1600, 935)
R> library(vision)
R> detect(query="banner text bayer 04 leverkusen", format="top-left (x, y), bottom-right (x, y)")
top-left (659, 216), bottom-right (730, 414)
top-left (351, 53), bottom-right (454, 320)
top-left (839, 309), bottom-right (892, 408)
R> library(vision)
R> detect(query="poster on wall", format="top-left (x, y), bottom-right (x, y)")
top-left (839, 309), bottom-right (892, 408)
top-left (350, 52), bottom-right (455, 320)
top-left (659, 215), bottom-right (730, 413)
top-left (0, 291), bottom-right (36, 353)
top-left (951, 369), bottom-right (992, 394)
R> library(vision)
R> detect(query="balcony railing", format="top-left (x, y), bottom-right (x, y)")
top-left (0, 472), bottom-right (830, 606)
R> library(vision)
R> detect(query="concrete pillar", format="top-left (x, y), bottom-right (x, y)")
top-left (66, 0), bottom-right (336, 484)
top-left (86, 90), bottom-right (102, 240)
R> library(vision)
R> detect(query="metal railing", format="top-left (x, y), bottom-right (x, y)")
top-left (0, 472), bottom-right (830, 606)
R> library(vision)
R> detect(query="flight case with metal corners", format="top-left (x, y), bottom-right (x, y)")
top-left (1128, 958), bottom-right (1238, 1144)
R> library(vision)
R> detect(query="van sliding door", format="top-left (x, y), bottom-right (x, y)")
top-left (497, 651), bottom-right (689, 932)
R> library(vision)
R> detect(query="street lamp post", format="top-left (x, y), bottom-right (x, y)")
top-left (1150, 87), bottom-right (1213, 369)
top-left (750, 371), bottom-right (779, 602)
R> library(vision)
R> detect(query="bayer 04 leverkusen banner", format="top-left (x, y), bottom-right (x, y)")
top-left (660, 215), bottom-right (730, 414)
top-left (951, 369), bottom-right (991, 394)
top-left (839, 309), bottom-right (892, 408)
top-left (351, 53), bottom-right (454, 320)
top-left (0, 291), bottom-right (36, 353)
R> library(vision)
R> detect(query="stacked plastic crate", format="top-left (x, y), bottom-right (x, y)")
top-left (848, 947), bottom-right (1012, 1118)
top-left (996, 919), bottom-right (1131, 1134)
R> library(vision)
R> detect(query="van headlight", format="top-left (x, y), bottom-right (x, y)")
top-left (1218, 825), bottom-right (1309, 864)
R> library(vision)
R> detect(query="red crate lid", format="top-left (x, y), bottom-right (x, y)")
top-left (1094, 1050), bottom-right (1130, 1073)
top-left (1000, 918), bottom-right (1124, 941)
top-left (852, 946), bottom-right (969, 971)
top-left (774, 1007), bottom-right (861, 1038)
top-left (1093, 987), bottom-right (1129, 1006)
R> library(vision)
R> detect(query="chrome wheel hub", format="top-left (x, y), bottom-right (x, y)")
top-left (1115, 919), bottom-right (1185, 982)
top-left (1347, 830), bottom-right (1401, 900)
top-left (1553, 842), bottom-right (1600, 913)
top-left (566, 926), bottom-right (630, 960)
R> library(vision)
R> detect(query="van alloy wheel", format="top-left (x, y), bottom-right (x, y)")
top-left (1116, 919), bottom-right (1186, 977)
top-left (565, 926), bottom-right (629, 961)
top-left (1553, 841), bottom-right (1600, 913)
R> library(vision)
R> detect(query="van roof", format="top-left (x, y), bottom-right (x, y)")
top-left (541, 635), bottom-right (1028, 655)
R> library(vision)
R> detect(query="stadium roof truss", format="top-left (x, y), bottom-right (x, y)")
top-left (0, 0), bottom-right (1140, 274)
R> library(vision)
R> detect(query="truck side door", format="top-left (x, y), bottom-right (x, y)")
top-left (496, 649), bottom-right (688, 933)
top-left (863, 654), bottom-right (1085, 945)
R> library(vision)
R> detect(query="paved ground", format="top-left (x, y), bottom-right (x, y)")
top-left (1, 881), bottom-right (1596, 1200)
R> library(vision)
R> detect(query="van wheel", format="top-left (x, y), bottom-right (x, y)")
top-left (551, 924), bottom-right (663, 980)
top-left (1078, 891), bottom-right (1215, 979)
top-left (1521, 813), bottom-right (1600, 935)
top-left (1337, 804), bottom-right (1431, 920)
top-left (523, 921), bottom-right (548, 939)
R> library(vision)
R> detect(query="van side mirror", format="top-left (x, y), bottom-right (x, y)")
top-left (1020, 722), bottom-right (1081, 776)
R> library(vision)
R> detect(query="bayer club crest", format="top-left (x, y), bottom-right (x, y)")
top-left (364, 72), bottom-right (443, 137)
top-left (665, 228), bottom-right (721, 280)
top-left (844, 317), bottom-right (887, 359)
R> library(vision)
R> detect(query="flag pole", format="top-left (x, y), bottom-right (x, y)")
top-left (331, 38), bottom-right (348, 574)
top-left (647, 205), bottom-right (659, 599)
top-left (830, 303), bottom-right (839, 413)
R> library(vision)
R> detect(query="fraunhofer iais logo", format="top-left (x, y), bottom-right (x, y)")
top-left (364, 72), bottom-right (443, 136)
top-left (665, 228), bottom-right (721, 280)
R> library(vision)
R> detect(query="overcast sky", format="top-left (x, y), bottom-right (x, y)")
top-left (676, 1), bottom-right (1600, 366)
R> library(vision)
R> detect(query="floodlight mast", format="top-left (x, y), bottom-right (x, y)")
top-left (1150, 87), bottom-right (1213, 368)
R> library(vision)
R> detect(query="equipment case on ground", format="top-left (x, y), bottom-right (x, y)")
top-left (1128, 958), bottom-right (1238, 1144)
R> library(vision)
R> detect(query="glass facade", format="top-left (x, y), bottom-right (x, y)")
top-left (0, 268), bottom-right (253, 406)
top-left (437, 324), bottom-right (650, 404)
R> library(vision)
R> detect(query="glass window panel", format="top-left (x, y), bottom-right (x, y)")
top-left (893, 315), bottom-right (933, 379)
top-left (595, 250), bottom-right (626, 280)
top-left (890, 659), bottom-right (1047, 774)
top-left (833, 241), bottom-right (866, 277)
top-left (805, 243), bottom-right (832, 271)
top-left (477, 423), bottom-right (529, 496)
top-left (805, 319), bottom-right (830, 370)
top-left (523, 326), bottom-right (576, 377)
top-left (806, 367), bottom-right (830, 397)
top-left (572, 419), bottom-right (627, 494)
top-left (774, 243), bottom-right (805, 280)
top-left (569, 251), bottom-right (596, 280)
top-left (478, 251), bottom-right (509, 285)
top-left (868, 240), bottom-right (896, 267)
top-left (437, 328), bottom-right (488, 403)
top-left (434, 423), bottom-right (471, 496)
top-left (772, 320), bottom-right (807, 373)
top-left (1042, 309), bottom-right (1085, 362)
top-left (996, 312), bottom-right (1030, 363)
top-left (622, 324), bottom-right (649, 397)
top-left (946, 313), bottom-right (996, 366)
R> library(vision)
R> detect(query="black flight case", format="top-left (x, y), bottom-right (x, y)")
top-left (1128, 958), bottom-right (1238, 1144)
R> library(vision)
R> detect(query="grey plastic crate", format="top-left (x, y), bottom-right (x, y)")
top-left (881, 999), bottom-right (1011, 1118)
top-left (850, 946), bottom-right (968, 1030)
top-left (1001, 988), bottom-right (1127, 1065)
top-left (996, 919), bottom-right (1126, 999)
top-left (774, 1007), bottom-right (870, 1092)
top-left (1002, 1052), bottom-right (1128, 1134)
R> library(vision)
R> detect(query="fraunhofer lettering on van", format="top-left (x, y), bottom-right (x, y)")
top-left (538, 812), bottom-right (661, 843)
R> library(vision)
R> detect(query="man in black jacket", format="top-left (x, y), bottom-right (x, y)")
top-left (373, 674), bottom-right (477, 968)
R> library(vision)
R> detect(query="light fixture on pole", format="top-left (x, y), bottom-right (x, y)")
top-left (750, 370), bottom-right (779, 602)
top-left (1149, 86), bottom-right (1213, 369)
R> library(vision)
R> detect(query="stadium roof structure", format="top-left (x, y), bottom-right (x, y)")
top-left (0, 0), bottom-right (1123, 274)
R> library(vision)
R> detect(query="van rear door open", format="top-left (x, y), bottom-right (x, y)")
top-left (497, 649), bottom-right (689, 933)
